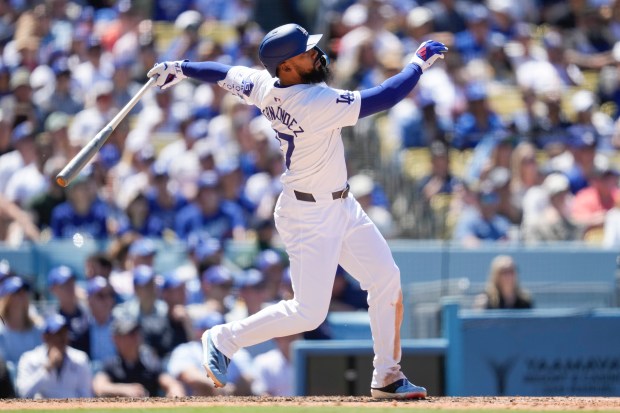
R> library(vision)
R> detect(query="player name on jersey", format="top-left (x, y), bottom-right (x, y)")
top-left (261, 105), bottom-right (304, 137)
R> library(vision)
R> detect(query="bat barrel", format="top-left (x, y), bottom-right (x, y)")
top-left (55, 77), bottom-right (157, 187)
top-left (55, 126), bottom-right (113, 187)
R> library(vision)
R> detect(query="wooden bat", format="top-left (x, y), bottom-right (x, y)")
top-left (55, 77), bottom-right (157, 187)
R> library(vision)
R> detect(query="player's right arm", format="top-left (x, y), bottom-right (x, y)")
top-left (147, 61), bottom-right (269, 106)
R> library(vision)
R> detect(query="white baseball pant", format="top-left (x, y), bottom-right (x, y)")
top-left (210, 189), bottom-right (405, 388)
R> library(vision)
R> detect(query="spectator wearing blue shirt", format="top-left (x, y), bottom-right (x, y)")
top-left (86, 276), bottom-right (117, 368)
top-left (50, 172), bottom-right (109, 239)
top-left (564, 124), bottom-right (599, 194)
top-left (453, 82), bottom-right (505, 150)
top-left (453, 183), bottom-right (512, 247)
top-left (145, 163), bottom-right (188, 235)
top-left (453, 4), bottom-right (501, 64)
top-left (175, 171), bottom-right (246, 241)
top-left (0, 277), bottom-right (42, 366)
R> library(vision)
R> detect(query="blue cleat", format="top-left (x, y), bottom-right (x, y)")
top-left (201, 329), bottom-right (230, 388)
top-left (371, 378), bottom-right (427, 399)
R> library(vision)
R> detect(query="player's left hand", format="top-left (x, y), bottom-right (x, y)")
top-left (147, 60), bottom-right (187, 89)
top-left (410, 40), bottom-right (448, 72)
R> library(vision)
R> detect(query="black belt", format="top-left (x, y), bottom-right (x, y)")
top-left (294, 184), bottom-right (350, 202)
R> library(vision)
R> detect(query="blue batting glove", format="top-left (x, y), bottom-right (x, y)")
top-left (410, 40), bottom-right (448, 72)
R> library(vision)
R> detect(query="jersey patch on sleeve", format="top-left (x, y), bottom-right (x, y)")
top-left (336, 92), bottom-right (355, 105)
top-left (242, 78), bottom-right (254, 97)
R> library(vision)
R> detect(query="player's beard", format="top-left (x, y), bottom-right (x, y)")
top-left (300, 63), bottom-right (332, 84)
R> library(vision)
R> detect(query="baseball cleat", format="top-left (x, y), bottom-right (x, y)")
top-left (371, 379), bottom-right (427, 399)
top-left (201, 329), bottom-right (230, 388)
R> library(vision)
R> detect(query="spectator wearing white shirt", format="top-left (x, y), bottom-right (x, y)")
top-left (251, 333), bottom-right (302, 396)
top-left (16, 314), bottom-right (93, 399)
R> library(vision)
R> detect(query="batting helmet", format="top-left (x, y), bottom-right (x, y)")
top-left (259, 23), bottom-right (329, 77)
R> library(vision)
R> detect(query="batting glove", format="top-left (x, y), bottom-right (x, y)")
top-left (147, 60), bottom-right (187, 89)
top-left (410, 40), bottom-right (448, 72)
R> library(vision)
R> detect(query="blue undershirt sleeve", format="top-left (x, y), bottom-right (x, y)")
top-left (359, 63), bottom-right (423, 118)
top-left (181, 61), bottom-right (232, 83)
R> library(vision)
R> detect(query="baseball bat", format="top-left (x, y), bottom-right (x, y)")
top-left (55, 76), bottom-right (157, 187)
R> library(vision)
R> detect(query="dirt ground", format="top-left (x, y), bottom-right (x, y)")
top-left (1, 396), bottom-right (620, 411)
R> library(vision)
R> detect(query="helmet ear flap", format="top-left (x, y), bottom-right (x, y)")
top-left (314, 46), bottom-right (330, 68)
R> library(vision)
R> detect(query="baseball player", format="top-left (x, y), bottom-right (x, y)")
top-left (148, 24), bottom-right (447, 399)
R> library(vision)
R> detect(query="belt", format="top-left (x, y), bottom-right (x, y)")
top-left (294, 183), bottom-right (350, 202)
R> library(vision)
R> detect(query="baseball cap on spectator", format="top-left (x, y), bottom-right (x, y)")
top-left (566, 125), bottom-right (597, 148)
top-left (193, 312), bottom-right (225, 331)
top-left (52, 57), bottom-right (72, 76)
top-left (186, 118), bottom-right (209, 140)
top-left (0, 259), bottom-right (10, 282)
top-left (45, 112), bottom-right (69, 133)
top-left (48, 265), bottom-right (75, 287)
top-left (0, 276), bottom-right (29, 297)
top-left (92, 80), bottom-right (114, 100)
top-left (202, 265), bottom-right (233, 286)
top-left (10, 69), bottom-right (31, 90)
top-left (150, 162), bottom-right (169, 179)
top-left (407, 7), bottom-right (433, 29)
top-left (571, 90), bottom-right (595, 113)
top-left (11, 122), bottom-right (34, 145)
top-left (160, 271), bottom-right (185, 290)
top-left (137, 145), bottom-right (156, 163)
top-left (129, 238), bottom-right (157, 257)
top-left (236, 268), bottom-right (266, 289)
top-left (86, 275), bottom-right (111, 295)
top-left (133, 265), bottom-right (156, 286)
top-left (43, 314), bottom-right (68, 335)
top-left (465, 82), bottom-right (487, 101)
top-left (111, 315), bottom-right (140, 335)
top-left (466, 4), bottom-right (489, 23)
top-left (349, 173), bottom-right (374, 199)
top-left (254, 249), bottom-right (282, 271)
top-left (194, 237), bottom-right (222, 262)
top-left (342, 3), bottom-right (367, 27)
top-left (543, 173), bottom-right (570, 197)
top-left (175, 10), bottom-right (202, 32)
top-left (197, 170), bottom-right (220, 189)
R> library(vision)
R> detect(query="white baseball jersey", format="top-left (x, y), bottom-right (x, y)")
top-left (218, 67), bottom-right (361, 193)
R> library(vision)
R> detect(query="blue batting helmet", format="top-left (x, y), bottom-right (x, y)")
top-left (259, 23), bottom-right (328, 77)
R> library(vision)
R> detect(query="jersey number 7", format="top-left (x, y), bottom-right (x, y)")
top-left (274, 131), bottom-right (295, 169)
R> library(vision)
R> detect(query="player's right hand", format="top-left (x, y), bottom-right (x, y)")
top-left (410, 40), bottom-right (448, 72)
top-left (147, 60), bottom-right (187, 89)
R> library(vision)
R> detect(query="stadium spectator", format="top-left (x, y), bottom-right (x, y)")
top-left (16, 314), bottom-right (93, 399)
top-left (86, 276), bottom-right (117, 367)
top-left (453, 182), bottom-right (512, 247)
top-left (522, 172), bottom-right (580, 244)
top-left (49, 171), bottom-right (109, 239)
top-left (0, 276), bottom-right (42, 366)
top-left (113, 265), bottom-right (177, 359)
top-left (167, 312), bottom-right (253, 396)
top-left (251, 332), bottom-right (303, 396)
top-left (571, 165), bottom-right (620, 237)
top-left (474, 255), bottom-right (533, 309)
top-left (174, 171), bottom-right (247, 241)
top-left (159, 271), bottom-right (192, 351)
top-left (187, 265), bottom-right (234, 321)
top-left (92, 316), bottom-right (185, 397)
top-left (48, 265), bottom-right (89, 355)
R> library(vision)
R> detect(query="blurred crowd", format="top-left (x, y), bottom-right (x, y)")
top-left (1, 0), bottom-right (620, 399)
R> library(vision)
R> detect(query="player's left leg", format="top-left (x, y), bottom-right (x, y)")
top-left (338, 196), bottom-right (426, 399)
